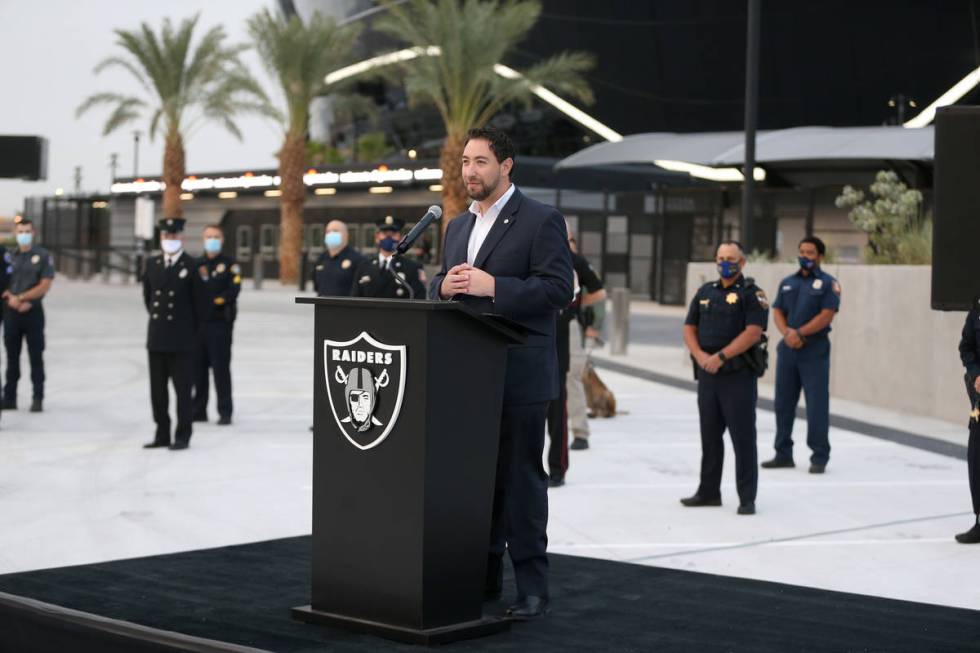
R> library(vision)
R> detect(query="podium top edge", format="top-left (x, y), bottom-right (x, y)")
top-left (295, 297), bottom-right (452, 309)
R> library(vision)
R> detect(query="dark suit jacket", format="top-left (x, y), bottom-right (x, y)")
top-left (430, 187), bottom-right (573, 405)
top-left (142, 252), bottom-right (199, 353)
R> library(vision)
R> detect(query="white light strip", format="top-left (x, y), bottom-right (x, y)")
top-left (654, 159), bottom-right (765, 183)
top-left (904, 65), bottom-right (980, 128)
top-left (324, 48), bottom-right (623, 143)
top-left (325, 46), bottom-right (441, 86)
top-left (110, 167), bottom-right (444, 194)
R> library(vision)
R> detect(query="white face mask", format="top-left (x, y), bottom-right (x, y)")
top-left (161, 239), bottom-right (182, 255)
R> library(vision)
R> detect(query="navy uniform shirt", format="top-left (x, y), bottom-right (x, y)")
top-left (351, 254), bottom-right (426, 299)
top-left (142, 251), bottom-right (198, 352)
top-left (7, 246), bottom-right (55, 301)
top-left (196, 254), bottom-right (242, 323)
top-left (685, 275), bottom-right (769, 354)
top-left (313, 246), bottom-right (365, 297)
top-left (772, 268), bottom-right (841, 337)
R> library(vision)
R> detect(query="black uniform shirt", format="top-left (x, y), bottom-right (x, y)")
top-left (685, 274), bottom-right (769, 353)
top-left (556, 252), bottom-right (604, 372)
top-left (196, 253), bottom-right (242, 322)
top-left (959, 301), bottom-right (980, 385)
top-left (313, 246), bottom-right (365, 297)
top-left (142, 251), bottom-right (199, 352)
top-left (351, 254), bottom-right (426, 299)
top-left (7, 246), bottom-right (55, 299)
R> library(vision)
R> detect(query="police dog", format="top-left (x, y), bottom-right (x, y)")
top-left (583, 361), bottom-right (616, 418)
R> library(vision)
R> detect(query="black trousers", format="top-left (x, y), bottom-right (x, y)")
top-left (546, 371), bottom-right (569, 477)
top-left (193, 322), bottom-right (233, 420)
top-left (696, 368), bottom-right (759, 505)
top-left (970, 420), bottom-right (980, 515)
top-left (4, 305), bottom-right (45, 401)
top-left (488, 401), bottom-right (550, 599)
top-left (149, 350), bottom-right (193, 445)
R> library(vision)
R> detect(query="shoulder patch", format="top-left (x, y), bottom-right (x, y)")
top-left (230, 263), bottom-right (241, 275)
top-left (755, 289), bottom-right (769, 309)
top-left (832, 280), bottom-right (841, 295)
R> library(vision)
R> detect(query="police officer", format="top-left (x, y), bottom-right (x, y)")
top-left (761, 236), bottom-right (841, 474)
top-left (192, 224), bottom-right (241, 426)
top-left (2, 219), bottom-right (55, 413)
top-left (313, 220), bottom-right (364, 297)
top-left (681, 240), bottom-right (768, 515)
top-left (955, 299), bottom-right (980, 543)
top-left (143, 217), bottom-right (198, 451)
top-left (350, 216), bottom-right (426, 299)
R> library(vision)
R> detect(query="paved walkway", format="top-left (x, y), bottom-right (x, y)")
top-left (0, 281), bottom-right (976, 613)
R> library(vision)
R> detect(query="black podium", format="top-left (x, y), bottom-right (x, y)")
top-left (292, 297), bottom-right (524, 645)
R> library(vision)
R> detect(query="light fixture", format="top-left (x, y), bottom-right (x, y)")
top-left (218, 191), bottom-right (237, 199)
top-left (91, 200), bottom-right (109, 209)
top-left (904, 64), bottom-right (980, 128)
top-left (264, 189), bottom-right (282, 197)
top-left (369, 186), bottom-right (394, 194)
top-left (325, 48), bottom-right (624, 143)
top-left (54, 188), bottom-right (64, 196)
top-left (428, 184), bottom-right (443, 192)
top-left (408, 149), bottom-right (418, 159)
top-left (653, 160), bottom-right (766, 183)
top-left (179, 192), bottom-right (194, 200)
top-left (315, 188), bottom-right (337, 196)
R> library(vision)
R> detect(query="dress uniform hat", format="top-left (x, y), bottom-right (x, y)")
top-left (159, 217), bottom-right (186, 233)
top-left (376, 215), bottom-right (404, 232)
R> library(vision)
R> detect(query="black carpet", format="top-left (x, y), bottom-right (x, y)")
top-left (1, 536), bottom-right (978, 653)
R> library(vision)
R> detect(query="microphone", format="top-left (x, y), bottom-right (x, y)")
top-left (395, 205), bottom-right (442, 255)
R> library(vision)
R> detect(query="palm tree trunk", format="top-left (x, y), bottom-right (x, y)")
top-left (278, 132), bottom-right (306, 284)
top-left (438, 130), bottom-right (467, 234)
top-left (162, 130), bottom-right (185, 218)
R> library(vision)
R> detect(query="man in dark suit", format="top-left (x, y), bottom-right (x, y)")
top-left (142, 217), bottom-right (198, 451)
top-left (350, 215), bottom-right (426, 299)
top-left (430, 126), bottom-right (573, 619)
top-left (192, 224), bottom-right (241, 426)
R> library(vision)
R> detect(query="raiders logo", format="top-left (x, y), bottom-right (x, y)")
top-left (323, 332), bottom-right (406, 451)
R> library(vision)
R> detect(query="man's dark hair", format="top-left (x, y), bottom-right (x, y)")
top-left (799, 236), bottom-right (826, 256)
top-left (204, 224), bottom-right (224, 234)
top-left (465, 126), bottom-right (516, 173)
top-left (16, 218), bottom-right (33, 227)
top-left (716, 239), bottom-right (745, 257)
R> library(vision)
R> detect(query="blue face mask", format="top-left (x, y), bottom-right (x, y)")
top-left (379, 236), bottom-right (398, 252)
top-left (324, 231), bottom-right (343, 249)
top-left (798, 256), bottom-right (817, 271)
top-left (15, 233), bottom-right (32, 248)
top-left (204, 238), bottom-right (222, 254)
top-left (717, 260), bottom-right (740, 279)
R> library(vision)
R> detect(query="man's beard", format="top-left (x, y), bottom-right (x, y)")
top-left (466, 175), bottom-right (499, 201)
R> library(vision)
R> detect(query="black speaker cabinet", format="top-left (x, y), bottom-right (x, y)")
top-left (932, 106), bottom-right (980, 310)
top-left (0, 136), bottom-right (48, 181)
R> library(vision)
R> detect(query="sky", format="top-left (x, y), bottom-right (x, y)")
top-left (0, 0), bottom-right (285, 215)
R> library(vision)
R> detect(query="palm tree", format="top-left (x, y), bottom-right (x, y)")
top-left (77, 15), bottom-right (272, 219)
top-left (246, 8), bottom-right (361, 284)
top-left (373, 0), bottom-right (595, 223)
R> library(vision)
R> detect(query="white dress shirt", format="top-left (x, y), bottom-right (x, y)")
top-left (466, 183), bottom-right (516, 265)
top-left (165, 251), bottom-right (184, 268)
top-left (378, 253), bottom-right (392, 270)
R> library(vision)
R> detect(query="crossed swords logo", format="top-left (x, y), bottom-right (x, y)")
top-left (335, 365), bottom-right (390, 427)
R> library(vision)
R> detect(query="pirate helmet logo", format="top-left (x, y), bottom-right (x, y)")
top-left (323, 332), bottom-right (406, 450)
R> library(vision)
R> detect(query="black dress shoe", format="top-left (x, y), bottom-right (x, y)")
top-left (143, 440), bottom-right (170, 449)
top-left (29, 399), bottom-right (42, 413)
top-left (761, 457), bottom-right (794, 469)
top-left (548, 473), bottom-right (565, 488)
top-left (169, 441), bottom-right (190, 451)
top-left (570, 437), bottom-right (589, 450)
top-left (217, 416), bottom-right (232, 425)
top-left (737, 502), bottom-right (756, 515)
top-left (507, 596), bottom-right (548, 620)
top-left (2, 398), bottom-right (16, 410)
top-left (680, 494), bottom-right (722, 507)
top-left (809, 464), bottom-right (826, 474)
top-left (955, 523), bottom-right (980, 544)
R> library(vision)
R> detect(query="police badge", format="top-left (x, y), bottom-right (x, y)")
top-left (323, 332), bottom-right (406, 450)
